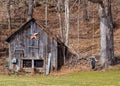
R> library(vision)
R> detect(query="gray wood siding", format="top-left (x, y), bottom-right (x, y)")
top-left (51, 39), bottom-right (57, 70)
top-left (8, 20), bottom-right (58, 72)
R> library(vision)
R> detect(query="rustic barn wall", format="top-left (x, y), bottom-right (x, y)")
top-left (51, 39), bottom-right (57, 70)
top-left (7, 19), bottom-right (60, 73)
top-left (36, 23), bottom-right (48, 71)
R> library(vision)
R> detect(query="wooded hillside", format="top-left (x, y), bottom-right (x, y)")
top-left (0, 0), bottom-right (120, 71)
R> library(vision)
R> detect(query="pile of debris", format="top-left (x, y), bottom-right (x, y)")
top-left (63, 52), bottom-right (102, 71)
top-left (64, 52), bottom-right (91, 69)
top-left (0, 56), bottom-right (7, 74)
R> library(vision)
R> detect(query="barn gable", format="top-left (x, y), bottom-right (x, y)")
top-left (6, 18), bottom-right (66, 74)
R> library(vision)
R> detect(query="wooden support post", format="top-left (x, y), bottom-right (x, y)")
top-left (31, 59), bottom-right (35, 75)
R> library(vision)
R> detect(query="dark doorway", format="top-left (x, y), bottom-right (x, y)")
top-left (34, 60), bottom-right (44, 68)
top-left (57, 44), bottom-right (64, 69)
top-left (57, 43), bottom-right (68, 70)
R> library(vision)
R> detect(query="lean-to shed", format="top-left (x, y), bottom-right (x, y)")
top-left (6, 18), bottom-right (67, 74)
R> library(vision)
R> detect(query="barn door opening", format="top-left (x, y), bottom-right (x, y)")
top-left (57, 43), bottom-right (68, 70)
top-left (57, 43), bottom-right (64, 69)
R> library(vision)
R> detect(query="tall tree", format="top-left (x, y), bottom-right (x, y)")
top-left (57, 0), bottom-right (64, 41)
top-left (78, 0), bottom-right (80, 57)
top-left (82, 0), bottom-right (88, 21)
top-left (88, 0), bottom-right (114, 67)
top-left (99, 3), bottom-right (108, 67)
top-left (6, 0), bottom-right (11, 30)
top-left (27, 0), bottom-right (34, 21)
top-left (45, 0), bottom-right (48, 29)
top-left (105, 0), bottom-right (114, 65)
top-left (64, 0), bottom-right (69, 46)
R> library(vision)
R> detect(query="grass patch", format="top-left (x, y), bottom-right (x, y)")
top-left (0, 70), bottom-right (120, 86)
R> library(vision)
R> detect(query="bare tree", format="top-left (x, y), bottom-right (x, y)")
top-left (82, 0), bottom-right (88, 21)
top-left (64, 0), bottom-right (69, 46)
top-left (27, 0), bottom-right (34, 21)
top-left (105, 0), bottom-right (114, 65)
top-left (57, 0), bottom-right (64, 41)
top-left (6, 0), bottom-right (11, 30)
top-left (78, 0), bottom-right (80, 57)
top-left (99, 3), bottom-right (108, 67)
top-left (88, 0), bottom-right (114, 67)
top-left (45, 0), bottom-right (48, 29)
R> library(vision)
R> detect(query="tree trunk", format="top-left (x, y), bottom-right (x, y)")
top-left (89, 0), bottom-right (114, 67)
top-left (99, 4), bottom-right (108, 67)
top-left (57, 0), bottom-right (64, 42)
top-left (63, 0), bottom-right (69, 64)
top-left (78, 0), bottom-right (80, 57)
top-left (65, 0), bottom-right (69, 46)
top-left (45, 0), bottom-right (48, 29)
top-left (6, 0), bottom-right (11, 30)
top-left (105, 0), bottom-right (114, 65)
top-left (27, 0), bottom-right (34, 21)
top-left (82, 0), bottom-right (88, 21)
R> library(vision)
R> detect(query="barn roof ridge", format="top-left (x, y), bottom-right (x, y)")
top-left (6, 18), bottom-right (35, 42)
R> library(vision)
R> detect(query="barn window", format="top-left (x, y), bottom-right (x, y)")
top-left (23, 60), bottom-right (32, 68)
top-left (34, 60), bottom-right (44, 68)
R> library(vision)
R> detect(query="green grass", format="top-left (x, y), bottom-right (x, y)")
top-left (0, 70), bottom-right (120, 86)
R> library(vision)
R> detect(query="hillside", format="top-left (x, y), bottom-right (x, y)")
top-left (0, 0), bottom-right (120, 72)
top-left (33, 0), bottom-right (120, 57)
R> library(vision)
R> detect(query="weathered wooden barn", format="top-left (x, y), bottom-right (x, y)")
top-left (6, 18), bottom-right (67, 74)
